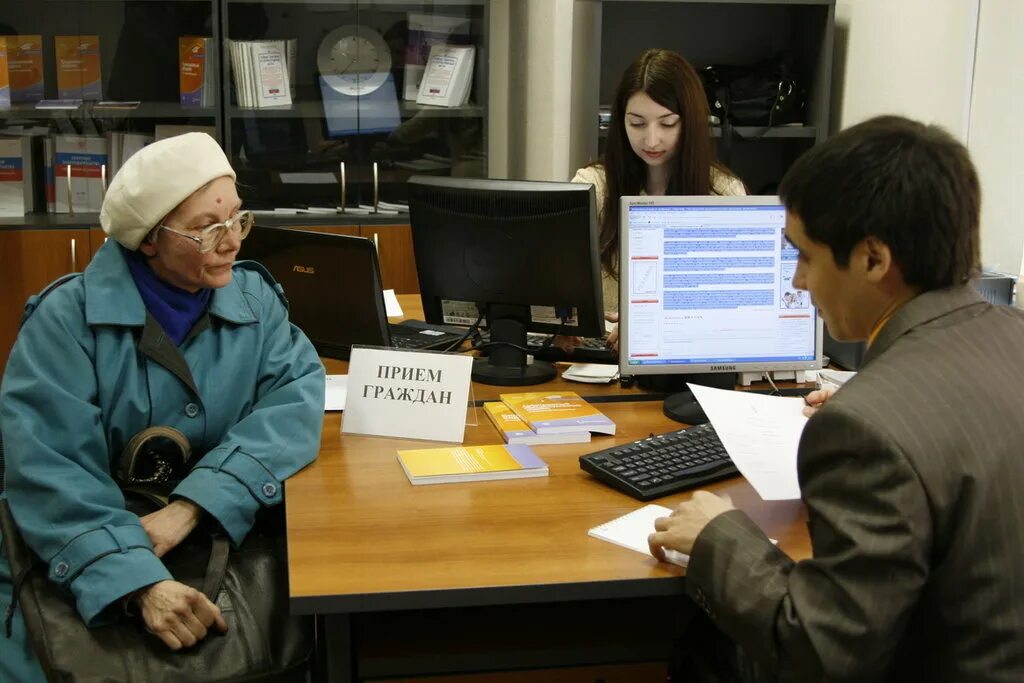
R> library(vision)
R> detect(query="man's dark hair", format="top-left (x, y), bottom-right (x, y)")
top-left (778, 115), bottom-right (980, 290)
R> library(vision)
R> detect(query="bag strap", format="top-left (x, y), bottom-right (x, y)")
top-left (0, 498), bottom-right (41, 638)
top-left (202, 536), bottom-right (230, 601)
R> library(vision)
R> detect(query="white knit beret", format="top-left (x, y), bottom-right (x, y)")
top-left (99, 132), bottom-right (236, 250)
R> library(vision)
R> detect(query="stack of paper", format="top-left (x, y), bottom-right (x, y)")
top-left (498, 391), bottom-right (616, 437)
top-left (396, 444), bottom-right (548, 486)
top-left (483, 401), bottom-right (591, 446)
top-left (228, 39), bottom-right (294, 109)
top-left (415, 45), bottom-right (474, 107)
top-left (403, 13), bottom-right (472, 101)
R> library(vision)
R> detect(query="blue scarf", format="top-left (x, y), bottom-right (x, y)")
top-left (124, 247), bottom-right (212, 345)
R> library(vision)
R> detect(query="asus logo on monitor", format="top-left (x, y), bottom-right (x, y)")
top-left (709, 365), bottom-right (736, 371)
top-left (293, 265), bottom-right (315, 274)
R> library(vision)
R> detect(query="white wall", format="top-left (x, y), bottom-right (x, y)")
top-left (832, 0), bottom-right (979, 138)
top-left (967, 0), bottom-right (1024, 276)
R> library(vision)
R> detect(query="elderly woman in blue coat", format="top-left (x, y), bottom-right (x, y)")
top-left (0, 133), bottom-right (325, 681)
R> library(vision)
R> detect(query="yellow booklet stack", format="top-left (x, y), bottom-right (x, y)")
top-left (498, 391), bottom-right (617, 437)
top-left (396, 444), bottom-right (548, 486)
top-left (482, 402), bottom-right (591, 446)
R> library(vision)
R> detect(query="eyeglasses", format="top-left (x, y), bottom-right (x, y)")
top-left (158, 210), bottom-right (254, 254)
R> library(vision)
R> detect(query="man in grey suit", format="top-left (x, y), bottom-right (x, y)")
top-left (649, 115), bottom-right (1024, 682)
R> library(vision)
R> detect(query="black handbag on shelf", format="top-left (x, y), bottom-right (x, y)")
top-left (0, 427), bottom-right (313, 683)
top-left (702, 54), bottom-right (807, 127)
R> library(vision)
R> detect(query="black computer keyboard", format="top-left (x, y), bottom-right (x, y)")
top-left (388, 321), bottom-right (466, 351)
top-left (579, 423), bottom-right (738, 500)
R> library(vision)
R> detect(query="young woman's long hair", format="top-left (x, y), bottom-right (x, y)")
top-left (597, 49), bottom-right (729, 276)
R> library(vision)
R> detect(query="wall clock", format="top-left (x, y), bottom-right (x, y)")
top-left (317, 25), bottom-right (392, 97)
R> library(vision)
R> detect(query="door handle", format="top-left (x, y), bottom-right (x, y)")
top-left (70, 237), bottom-right (77, 271)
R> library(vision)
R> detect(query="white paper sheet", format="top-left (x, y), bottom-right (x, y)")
top-left (588, 504), bottom-right (689, 567)
top-left (325, 375), bottom-right (348, 411)
top-left (383, 289), bottom-right (404, 318)
top-left (688, 384), bottom-right (807, 500)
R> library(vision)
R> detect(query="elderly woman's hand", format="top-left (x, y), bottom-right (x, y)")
top-left (140, 500), bottom-right (203, 558)
top-left (136, 580), bottom-right (228, 650)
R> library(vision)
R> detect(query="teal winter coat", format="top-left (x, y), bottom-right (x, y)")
top-left (0, 239), bottom-right (325, 682)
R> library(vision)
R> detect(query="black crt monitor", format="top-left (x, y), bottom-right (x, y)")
top-left (241, 226), bottom-right (389, 358)
top-left (618, 195), bottom-right (823, 423)
top-left (407, 176), bottom-right (605, 386)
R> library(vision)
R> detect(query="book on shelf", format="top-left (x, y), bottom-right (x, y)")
top-left (54, 135), bottom-right (106, 213)
top-left (3, 36), bottom-right (43, 103)
top-left (0, 137), bottom-right (26, 216)
top-left (0, 40), bottom-right (9, 109)
top-left (483, 401), bottom-right (591, 446)
top-left (0, 130), bottom-right (46, 216)
top-left (416, 44), bottom-right (474, 108)
top-left (404, 12), bottom-right (472, 101)
top-left (396, 443), bottom-right (549, 486)
top-left (55, 36), bottom-right (102, 100)
top-left (498, 391), bottom-right (617, 437)
top-left (179, 36), bottom-right (214, 108)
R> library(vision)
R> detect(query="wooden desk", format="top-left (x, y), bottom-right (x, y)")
top-left (287, 387), bottom-right (810, 681)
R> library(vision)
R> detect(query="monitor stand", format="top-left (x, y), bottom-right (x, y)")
top-left (662, 372), bottom-right (737, 425)
top-left (473, 304), bottom-right (556, 386)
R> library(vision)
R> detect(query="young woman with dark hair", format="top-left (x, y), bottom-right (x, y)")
top-left (573, 48), bottom-right (745, 322)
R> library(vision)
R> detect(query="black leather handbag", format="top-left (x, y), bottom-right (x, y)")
top-left (701, 54), bottom-right (806, 129)
top-left (0, 428), bottom-right (313, 683)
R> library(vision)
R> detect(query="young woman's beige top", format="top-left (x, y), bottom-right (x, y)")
top-left (571, 164), bottom-right (747, 311)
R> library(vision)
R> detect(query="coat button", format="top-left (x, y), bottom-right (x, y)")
top-left (54, 561), bottom-right (69, 578)
top-left (262, 482), bottom-right (277, 498)
top-left (184, 402), bottom-right (200, 418)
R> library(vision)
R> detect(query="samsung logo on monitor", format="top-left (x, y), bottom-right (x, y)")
top-left (709, 365), bottom-right (736, 372)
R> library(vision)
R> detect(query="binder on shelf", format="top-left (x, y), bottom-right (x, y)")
top-left (415, 44), bottom-right (474, 108)
top-left (55, 36), bottom-right (102, 101)
top-left (54, 135), bottom-right (106, 213)
top-left (3, 36), bottom-right (44, 103)
top-left (404, 13), bottom-right (472, 101)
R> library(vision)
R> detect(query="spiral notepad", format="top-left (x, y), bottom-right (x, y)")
top-left (588, 504), bottom-right (689, 567)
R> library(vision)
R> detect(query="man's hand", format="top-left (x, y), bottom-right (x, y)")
top-left (140, 500), bottom-right (202, 558)
top-left (604, 312), bottom-right (620, 351)
top-left (802, 387), bottom-right (837, 417)
top-left (648, 491), bottom-right (734, 560)
top-left (136, 580), bottom-right (228, 651)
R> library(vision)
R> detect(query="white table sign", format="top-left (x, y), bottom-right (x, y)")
top-left (342, 347), bottom-right (474, 442)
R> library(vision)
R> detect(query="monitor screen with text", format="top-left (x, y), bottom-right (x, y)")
top-left (620, 197), bottom-right (820, 374)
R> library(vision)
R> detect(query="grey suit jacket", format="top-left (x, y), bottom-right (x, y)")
top-left (686, 286), bottom-right (1024, 682)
